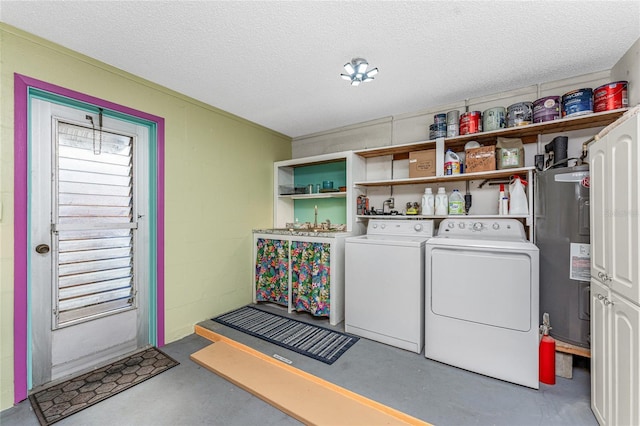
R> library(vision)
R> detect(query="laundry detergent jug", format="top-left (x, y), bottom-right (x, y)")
top-left (422, 188), bottom-right (435, 215)
top-left (444, 149), bottom-right (461, 175)
top-left (448, 189), bottom-right (464, 215)
top-left (435, 187), bottom-right (448, 215)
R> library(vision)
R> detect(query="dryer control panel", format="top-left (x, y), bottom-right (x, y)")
top-left (437, 218), bottom-right (526, 240)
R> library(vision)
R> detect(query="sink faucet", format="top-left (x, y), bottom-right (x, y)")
top-left (314, 205), bottom-right (318, 228)
top-left (383, 198), bottom-right (394, 214)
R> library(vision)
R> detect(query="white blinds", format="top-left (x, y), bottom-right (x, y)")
top-left (55, 122), bottom-right (136, 326)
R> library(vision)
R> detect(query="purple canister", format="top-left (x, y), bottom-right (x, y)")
top-left (533, 96), bottom-right (561, 123)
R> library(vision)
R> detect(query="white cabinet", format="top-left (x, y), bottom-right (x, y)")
top-left (591, 279), bottom-right (609, 425)
top-left (252, 232), bottom-right (347, 326)
top-left (590, 113), bottom-right (640, 303)
top-left (258, 152), bottom-right (365, 326)
top-left (591, 280), bottom-right (640, 426)
top-left (589, 110), bottom-right (640, 426)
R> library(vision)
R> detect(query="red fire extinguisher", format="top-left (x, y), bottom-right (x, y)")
top-left (539, 312), bottom-right (556, 385)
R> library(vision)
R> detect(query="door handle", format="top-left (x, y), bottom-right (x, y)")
top-left (35, 244), bottom-right (50, 254)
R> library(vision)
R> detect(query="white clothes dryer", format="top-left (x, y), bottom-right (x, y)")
top-left (425, 218), bottom-right (539, 389)
top-left (345, 219), bottom-right (434, 353)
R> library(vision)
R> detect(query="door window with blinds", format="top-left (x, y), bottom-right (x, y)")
top-left (54, 121), bottom-right (137, 327)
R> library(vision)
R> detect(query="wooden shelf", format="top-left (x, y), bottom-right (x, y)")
top-left (354, 167), bottom-right (534, 187)
top-left (353, 108), bottom-right (628, 158)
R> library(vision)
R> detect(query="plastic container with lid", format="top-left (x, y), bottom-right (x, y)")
top-left (444, 149), bottom-right (461, 175)
top-left (435, 187), bottom-right (448, 215)
top-left (421, 188), bottom-right (435, 216)
top-left (448, 189), bottom-right (464, 215)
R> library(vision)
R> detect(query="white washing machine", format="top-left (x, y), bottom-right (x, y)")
top-left (345, 219), bottom-right (434, 353)
top-left (425, 218), bottom-right (539, 389)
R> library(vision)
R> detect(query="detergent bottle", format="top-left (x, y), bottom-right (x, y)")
top-left (421, 188), bottom-right (435, 215)
top-left (509, 176), bottom-right (528, 215)
top-left (444, 149), bottom-right (461, 175)
top-left (448, 189), bottom-right (464, 215)
top-left (435, 187), bottom-right (448, 215)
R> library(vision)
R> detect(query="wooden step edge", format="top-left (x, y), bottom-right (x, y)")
top-left (194, 324), bottom-right (431, 426)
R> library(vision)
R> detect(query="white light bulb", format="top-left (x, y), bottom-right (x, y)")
top-left (356, 61), bottom-right (368, 74)
top-left (366, 68), bottom-right (378, 77)
top-left (344, 63), bottom-right (355, 75)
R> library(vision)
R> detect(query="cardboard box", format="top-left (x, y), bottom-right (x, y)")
top-left (409, 149), bottom-right (436, 178)
top-left (465, 146), bottom-right (496, 173)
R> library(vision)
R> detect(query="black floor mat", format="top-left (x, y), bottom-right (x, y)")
top-left (29, 347), bottom-right (178, 425)
top-left (212, 305), bottom-right (358, 365)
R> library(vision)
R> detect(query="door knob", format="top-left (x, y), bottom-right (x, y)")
top-left (35, 244), bottom-right (50, 254)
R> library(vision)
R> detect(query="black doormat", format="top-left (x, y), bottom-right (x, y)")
top-left (29, 347), bottom-right (178, 425)
top-left (212, 305), bottom-right (359, 365)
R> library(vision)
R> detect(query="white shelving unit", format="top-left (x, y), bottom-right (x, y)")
top-left (254, 151), bottom-right (366, 326)
top-left (274, 150), bottom-right (366, 233)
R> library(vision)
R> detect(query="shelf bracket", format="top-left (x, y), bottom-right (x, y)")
top-left (478, 178), bottom-right (511, 189)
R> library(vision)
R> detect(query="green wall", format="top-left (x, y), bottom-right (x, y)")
top-left (0, 24), bottom-right (291, 409)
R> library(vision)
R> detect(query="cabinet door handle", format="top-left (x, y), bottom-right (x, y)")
top-left (604, 298), bottom-right (615, 306)
top-left (597, 294), bottom-right (604, 300)
top-left (598, 272), bottom-right (604, 279)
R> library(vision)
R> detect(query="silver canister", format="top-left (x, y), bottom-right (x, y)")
top-left (446, 110), bottom-right (460, 137)
top-left (482, 107), bottom-right (506, 131)
top-left (507, 102), bottom-right (534, 127)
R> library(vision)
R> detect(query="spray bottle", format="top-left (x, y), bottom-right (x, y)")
top-left (498, 184), bottom-right (509, 215)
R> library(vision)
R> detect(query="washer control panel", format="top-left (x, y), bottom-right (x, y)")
top-left (367, 219), bottom-right (434, 237)
top-left (437, 218), bottom-right (526, 240)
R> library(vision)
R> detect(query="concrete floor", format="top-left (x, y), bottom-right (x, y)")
top-left (2, 303), bottom-right (597, 426)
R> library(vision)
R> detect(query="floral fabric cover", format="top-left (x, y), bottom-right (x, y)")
top-left (255, 238), bottom-right (289, 305)
top-left (291, 241), bottom-right (330, 317)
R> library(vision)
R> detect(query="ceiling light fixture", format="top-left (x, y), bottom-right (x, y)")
top-left (340, 58), bottom-right (378, 87)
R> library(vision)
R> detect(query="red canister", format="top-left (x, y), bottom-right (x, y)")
top-left (459, 111), bottom-right (482, 135)
top-left (594, 81), bottom-right (628, 112)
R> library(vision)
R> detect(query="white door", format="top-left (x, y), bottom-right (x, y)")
top-left (607, 114), bottom-right (640, 304)
top-left (610, 293), bottom-right (640, 426)
top-left (589, 136), bottom-right (608, 281)
top-left (30, 99), bottom-right (150, 387)
top-left (590, 279), bottom-right (609, 426)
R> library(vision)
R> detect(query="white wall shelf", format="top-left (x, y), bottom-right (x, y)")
top-left (279, 192), bottom-right (347, 200)
top-left (353, 108), bottom-right (628, 157)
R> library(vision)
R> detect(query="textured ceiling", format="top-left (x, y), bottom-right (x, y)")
top-left (2, 1), bottom-right (639, 138)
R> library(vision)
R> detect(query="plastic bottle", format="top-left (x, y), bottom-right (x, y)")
top-left (444, 149), bottom-right (461, 175)
top-left (509, 176), bottom-right (528, 215)
top-left (448, 189), bottom-right (464, 215)
top-left (421, 188), bottom-right (435, 215)
top-left (435, 187), bottom-right (448, 215)
top-left (501, 197), bottom-right (509, 216)
top-left (498, 184), bottom-right (506, 215)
